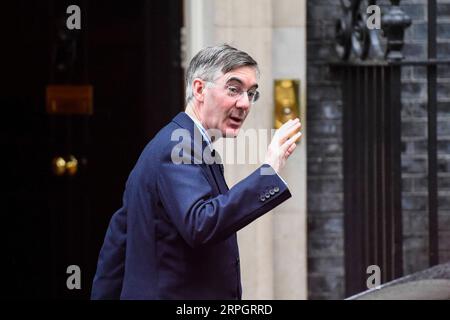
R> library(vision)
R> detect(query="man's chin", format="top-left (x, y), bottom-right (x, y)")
top-left (224, 127), bottom-right (240, 138)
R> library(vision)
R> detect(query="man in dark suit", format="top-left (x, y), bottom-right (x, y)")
top-left (91, 44), bottom-right (302, 299)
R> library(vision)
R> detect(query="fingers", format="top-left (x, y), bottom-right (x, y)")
top-left (265, 119), bottom-right (301, 173)
top-left (287, 122), bottom-right (302, 141)
top-left (277, 118), bottom-right (298, 135)
top-left (281, 118), bottom-right (299, 131)
top-left (279, 120), bottom-right (301, 144)
top-left (287, 142), bottom-right (296, 154)
top-left (281, 131), bottom-right (302, 154)
top-left (276, 118), bottom-right (301, 144)
top-left (286, 143), bottom-right (297, 157)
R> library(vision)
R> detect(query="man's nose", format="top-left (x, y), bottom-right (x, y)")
top-left (236, 92), bottom-right (251, 109)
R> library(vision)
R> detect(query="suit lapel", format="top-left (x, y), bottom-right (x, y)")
top-left (206, 148), bottom-right (228, 194)
top-left (210, 163), bottom-right (229, 193)
top-left (172, 112), bottom-right (229, 193)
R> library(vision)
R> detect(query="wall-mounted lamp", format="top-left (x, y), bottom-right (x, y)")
top-left (274, 79), bottom-right (300, 129)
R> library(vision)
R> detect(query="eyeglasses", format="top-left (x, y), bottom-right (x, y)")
top-left (206, 81), bottom-right (260, 104)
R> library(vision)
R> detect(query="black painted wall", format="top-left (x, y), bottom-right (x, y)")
top-left (1, 0), bottom-right (183, 298)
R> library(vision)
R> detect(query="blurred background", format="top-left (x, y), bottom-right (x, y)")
top-left (1, 0), bottom-right (449, 299)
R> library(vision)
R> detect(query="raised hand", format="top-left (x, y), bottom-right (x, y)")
top-left (264, 118), bottom-right (302, 173)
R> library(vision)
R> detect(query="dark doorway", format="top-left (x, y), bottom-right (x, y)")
top-left (2, 0), bottom-right (183, 299)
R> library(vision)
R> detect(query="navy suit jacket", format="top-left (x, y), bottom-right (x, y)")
top-left (91, 112), bottom-right (291, 299)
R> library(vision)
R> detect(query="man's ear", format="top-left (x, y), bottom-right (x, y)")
top-left (192, 78), bottom-right (206, 103)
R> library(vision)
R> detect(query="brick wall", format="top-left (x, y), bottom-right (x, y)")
top-left (307, 0), bottom-right (450, 300)
top-left (401, 0), bottom-right (450, 273)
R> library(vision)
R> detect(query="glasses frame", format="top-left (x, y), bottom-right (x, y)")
top-left (205, 80), bottom-right (260, 105)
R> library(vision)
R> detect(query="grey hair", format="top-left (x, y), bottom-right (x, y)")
top-left (185, 44), bottom-right (259, 105)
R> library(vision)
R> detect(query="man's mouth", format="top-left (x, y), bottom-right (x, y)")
top-left (229, 115), bottom-right (243, 123)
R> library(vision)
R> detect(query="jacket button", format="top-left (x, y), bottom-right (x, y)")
top-left (274, 186), bottom-right (280, 193)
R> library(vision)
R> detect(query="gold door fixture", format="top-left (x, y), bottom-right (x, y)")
top-left (274, 79), bottom-right (300, 129)
top-left (52, 155), bottom-right (78, 176)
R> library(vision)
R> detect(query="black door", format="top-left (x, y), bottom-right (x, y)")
top-left (2, 0), bottom-right (183, 299)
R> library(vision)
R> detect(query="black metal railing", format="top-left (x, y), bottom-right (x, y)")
top-left (331, 0), bottom-right (449, 296)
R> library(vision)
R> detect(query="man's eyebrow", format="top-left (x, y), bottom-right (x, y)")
top-left (226, 77), bottom-right (259, 90)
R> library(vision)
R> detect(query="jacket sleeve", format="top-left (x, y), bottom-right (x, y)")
top-left (157, 161), bottom-right (291, 248)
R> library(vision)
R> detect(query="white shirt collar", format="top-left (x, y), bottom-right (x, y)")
top-left (185, 112), bottom-right (212, 146)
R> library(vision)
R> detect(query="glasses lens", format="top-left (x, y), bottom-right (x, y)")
top-left (252, 91), bottom-right (260, 103)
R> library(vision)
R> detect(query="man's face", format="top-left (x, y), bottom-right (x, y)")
top-left (199, 66), bottom-right (258, 138)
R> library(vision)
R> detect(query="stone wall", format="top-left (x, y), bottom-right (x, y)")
top-left (307, 0), bottom-right (450, 299)
top-left (184, 0), bottom-right (308, 299)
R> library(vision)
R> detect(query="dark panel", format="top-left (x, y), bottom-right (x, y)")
top-left (341, 64), bottom-right (404, 296)
top-left (2, 0), bottom-right (183, 299)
